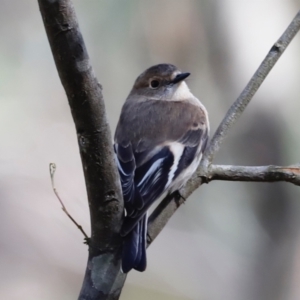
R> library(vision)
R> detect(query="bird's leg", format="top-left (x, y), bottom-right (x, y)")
top-left (171, 190), bottom-right (186, 207)
top-left (147, 232), bottom-right (153, 245)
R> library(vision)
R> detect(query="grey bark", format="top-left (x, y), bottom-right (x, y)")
top-left (204, 164), bottom-right (300, 186)
top-left (38, 1), bottom-right (126, 299)
top-left (38, 1), bottom-right (300, 299)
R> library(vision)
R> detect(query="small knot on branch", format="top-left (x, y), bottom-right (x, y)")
top-left (78, 134), bottom-right (89, 151)
top-left (270, 42), bottom-right (284, 53)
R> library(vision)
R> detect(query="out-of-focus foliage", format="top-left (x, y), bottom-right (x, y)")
top-left (1, 1), bottom-right (300, 299)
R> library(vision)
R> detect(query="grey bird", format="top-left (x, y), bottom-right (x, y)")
top-left (114, 63), bottom-right (209, 273)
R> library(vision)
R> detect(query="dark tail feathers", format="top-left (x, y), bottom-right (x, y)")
top-left (121, 214), bottom-right (147, 273)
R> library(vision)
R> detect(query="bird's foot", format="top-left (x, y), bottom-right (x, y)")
top-left (147, 232), bottom-right (153, 245)
top-left (172, 190), bottom-right (186, 207)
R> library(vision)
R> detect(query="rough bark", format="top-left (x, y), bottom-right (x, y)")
top-left (38, 1), bottom-right (300, 299)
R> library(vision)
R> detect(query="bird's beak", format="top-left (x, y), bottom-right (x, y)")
top-left (171, 72), bottom-right (190, 84)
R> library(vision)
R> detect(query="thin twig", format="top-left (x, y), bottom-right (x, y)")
top-left (39, 1), bottom-right (125, 298)
top-left (203, 164), bottom-right (300, 186)
top-left (49, 163), bottom-right (89, 241)
top-left (40, 0), bottom-right (300, 297)
top-left (147, 162), bottom-right (300, 246)
top-left (148, 10), bottom-right (300, 245)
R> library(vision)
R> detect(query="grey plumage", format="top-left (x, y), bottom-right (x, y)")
top-left (114, 63), bottom-right (209, 273)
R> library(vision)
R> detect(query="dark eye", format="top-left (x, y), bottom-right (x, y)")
top-left (150, 80), bottom-right (160, 89)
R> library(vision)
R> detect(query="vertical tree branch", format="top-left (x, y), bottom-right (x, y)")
top-left (38, 1), bottom-right (126, 299)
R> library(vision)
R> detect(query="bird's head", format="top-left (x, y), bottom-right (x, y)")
top-left (130, 63), bottom-right (191, 101)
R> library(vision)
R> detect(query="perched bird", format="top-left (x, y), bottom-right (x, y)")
top-left (114, 63), bottom-right (209, 273)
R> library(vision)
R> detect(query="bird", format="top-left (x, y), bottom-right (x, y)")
top-left (114, 63), bottom-right (209, 273)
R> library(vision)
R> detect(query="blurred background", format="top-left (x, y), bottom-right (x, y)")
top-left (1, 0), bottom-right (300, 299)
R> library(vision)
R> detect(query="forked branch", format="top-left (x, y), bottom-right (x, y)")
top-left (38, 1), bottom-right (300, 299)
top-left (148, 10), bottom-right (300, 244)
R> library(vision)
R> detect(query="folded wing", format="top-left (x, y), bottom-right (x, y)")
top-left (114, 99), bottom-right (209, 272)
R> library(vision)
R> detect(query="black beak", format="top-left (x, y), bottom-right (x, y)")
top-left (171, 72), bottom-right (190, 84)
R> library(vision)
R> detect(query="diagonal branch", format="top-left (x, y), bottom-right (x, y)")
top-left (148, 10), bottom-right (300, 245)
top-left (201, 10), bottom-right (300, 168)
top-left (39, 0), bottom-right (300, 298)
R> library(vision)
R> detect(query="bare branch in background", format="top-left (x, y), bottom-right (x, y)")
top-left (148, 10), bottom-right (300, 244)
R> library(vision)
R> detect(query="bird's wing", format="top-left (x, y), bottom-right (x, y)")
top-left (114, 99), bottom-right (209, 235)
top-left (115, 142), bottom-right (174, 217)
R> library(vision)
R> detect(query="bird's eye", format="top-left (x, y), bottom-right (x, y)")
top-left (150, 80), bottom-right (160, 89)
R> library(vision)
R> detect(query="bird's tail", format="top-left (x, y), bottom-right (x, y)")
top-left (121, 214), bottom-right (147, 273)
